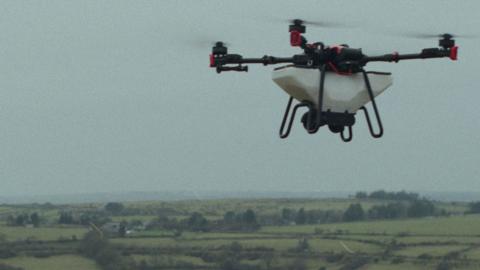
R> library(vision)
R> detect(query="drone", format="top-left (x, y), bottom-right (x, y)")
top-left (209, 19), bottom-right (459, 142)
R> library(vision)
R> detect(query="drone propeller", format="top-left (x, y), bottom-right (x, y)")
top-left (212, 41), bottom-right (230, 47)
top-left (390, 31), bottom-right (478, 40)
top-left (288, 18), bottom-right (351, 28)
top-left (259, 16), bottom-right (352, 29)
top-left (188, 36), bottom-right (232, 49)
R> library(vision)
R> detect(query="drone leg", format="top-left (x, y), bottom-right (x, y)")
top-left (361, 69), bottom-right (384, 138)
top-left (315, 64), bottom-right (327, 130)
top-left (279, 97), bottom-right (312, 139)
top-left (360, 106), bottom-right (382, 138)
top-left (340, 126), bottom-right (353, 142)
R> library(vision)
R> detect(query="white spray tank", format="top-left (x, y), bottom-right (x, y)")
top-left (272, 66), bottom-right (393, 113)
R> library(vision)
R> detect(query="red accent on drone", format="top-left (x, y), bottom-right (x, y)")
top-left (449, 46), bottom-right (458, 61)
top-left (290, 31), bottom-right (302, 47)
top-left (329, 45), bottom-right (344, 54)
top-left (392, 51), bottom-right (399, 63)
top-left (328, 62), bottom-right (352, 76)
top-left (209, 54), bottom-right (215, 67)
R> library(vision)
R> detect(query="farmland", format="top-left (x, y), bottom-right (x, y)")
top-left (0, 192), bottom-right (479, 269)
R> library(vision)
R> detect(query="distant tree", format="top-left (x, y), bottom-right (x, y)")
top-left (468, 202), bottom-right (480, 214)
top-left (95, 246), bottom-right (123, 269)
top-left (407, 200), bottom-right (435, 217)
top-left (223, 211), bottom-right (236, 224)
top-left (15, 214), bottom-right (29, 226)
top-left (385, 202), bottom-right (408, 218)
top-left (80, 230), bottom-right (132, 270)
top-left (295, 208), bottom-right (307, 225)
top-left (59, 212), bottom-right (75, 224)
top-left (282, 208), bottom-right (295, 222)
top-left (30, 213), bottom-right (40, 227)
top-left (355, 191), bottom-right (368, 199)
top-left (242, 209), bottom-right (257, 224)
top-left (369, 190), bottom-right (388, 200)
top-left (368, 190), bottom-right (419, 201)
top-left (104, 202), bottom-right (125, 215)
top-left (368, 202), bottom-right (407, 220)
top-left (5, 215), bottom-right (15, 226)
top-left (393, 190), bottom-right (419, 201)
top-left (305, 209), bottom-right (319, 224)
top-left (80, 231), bottom-right (108, 258)
top-left (118, 221), bottom-right (127, 238)
top-left (323, 210), bottom-right (343, 223)
top-left (343, 203), bottom-right (365, 222)
top-left (187, 212), bottom-right (209, 232)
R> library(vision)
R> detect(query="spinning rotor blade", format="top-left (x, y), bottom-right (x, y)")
top-left (259, 16), bottom-right (353, 29)
top-left (388, 31), bottom-right (479, 39)
top-left (288, 18), bottom-right (351, 28)
top-left (188, 37), bottom-right (231, 49)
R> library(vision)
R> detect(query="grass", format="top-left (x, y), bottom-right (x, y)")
top-left (132, 254), bottom-right (213, 266)
top-left (394, 245), bottom-right (467, 257)
top-left (181, 231), bottom-right (270, 240)
top-left (0, 198), bottom-right (478, 270)
top-left (465, 247), bottom-right (480, 259)
top-left (126, 198), bottom-right (386, 217)
top-left (309, 238), bottom-right (382, 253)
top-left (394, 235), bottom-right (480, 245)
top-left (261, 215), bottom-right (480, 236)
top-left (364, 262), bottom-right (434, 270)
top-left (113, 235), bottom-right (383, 255)
top-left (111, 237), bottom-right (177, 247)
top-left (110, 215), bottom-right (157, 222)
top-left (0, 255), bottom-right (100, 270)
top-left (128, 229), bottom-right (174, 238)
top-left (0, 225), bottom-right (87, 241)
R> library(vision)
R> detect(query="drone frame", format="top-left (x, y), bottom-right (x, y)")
top-left (209, 20), bottom-right (458, 142)
top-left (278, 67), bottom-right (384, 142)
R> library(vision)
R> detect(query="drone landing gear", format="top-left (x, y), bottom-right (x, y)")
top-left (278, 69), bottom-right (384, 142)
top-left (360, 70), bottom-right (384, 138)
top-left (279, 97), bottom-right (316, 139)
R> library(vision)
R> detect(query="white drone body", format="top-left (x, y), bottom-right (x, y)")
top-left (272, 66), bottom-right (393, 113)
top-left (210, 21), bottom-right (457, 141)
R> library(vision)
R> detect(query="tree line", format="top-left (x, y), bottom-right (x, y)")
top-left (343, 199), bottom-right (442, 222)
top-left (5, 213), bottom-right (40, 227)
top-left (354, 190), bottom-right (420, 201)
top-left (280, 199), bottom-right (442, 224)
top-left (149, 209), bottom-right (260, 233)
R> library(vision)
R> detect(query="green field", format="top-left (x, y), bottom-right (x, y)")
top-left (261, 214), bottom-right (480, 236)
top-left (0, 255), bottom-right (100, 270)
top-left (1, 197), bottom-right (479, 270)
top-left (0, 226), bottom-right (87, 241)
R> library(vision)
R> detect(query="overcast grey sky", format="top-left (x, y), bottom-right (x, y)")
top-left (0, 0), bottom-right (479, 197)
